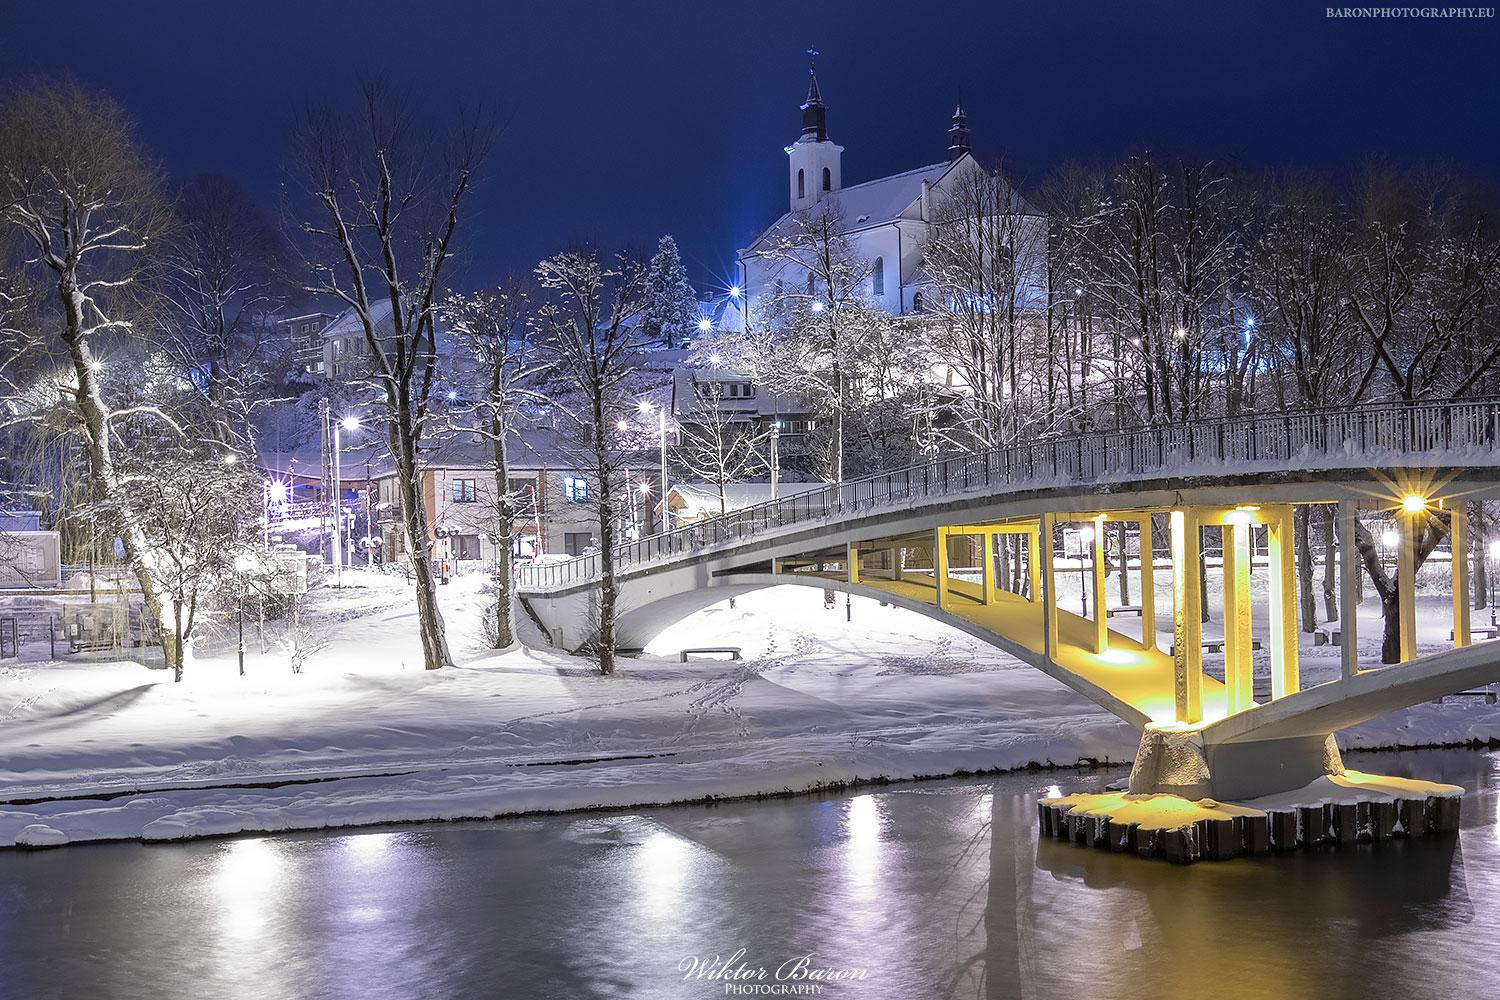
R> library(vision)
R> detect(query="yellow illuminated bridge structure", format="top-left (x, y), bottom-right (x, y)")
top-left (520, 398), bottom-right (1500, 799)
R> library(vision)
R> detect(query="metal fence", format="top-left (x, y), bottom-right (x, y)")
top-left (518, 396), bottom-right (1500, 592)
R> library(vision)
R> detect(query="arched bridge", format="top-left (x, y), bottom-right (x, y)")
top-left (519, 398), bottom-right (1500, 799)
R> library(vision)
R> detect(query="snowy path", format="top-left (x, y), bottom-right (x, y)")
top-left (2, 573), bottom-right (1498, 848)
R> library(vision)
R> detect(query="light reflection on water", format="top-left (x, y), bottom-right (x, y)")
top-left (1, 749), bottom-right (1498, 1000)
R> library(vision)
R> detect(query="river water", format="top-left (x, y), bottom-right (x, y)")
top-left (3, 749), bottom-right (1498, 1000)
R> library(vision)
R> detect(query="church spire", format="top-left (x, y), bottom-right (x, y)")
top-left (800, 50), bottom-right (828, 141)
top-left (947, 105), bottom-right (971, 163)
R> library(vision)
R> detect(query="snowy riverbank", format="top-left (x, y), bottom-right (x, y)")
top-left (3, 572), bottom-right (1499, 848)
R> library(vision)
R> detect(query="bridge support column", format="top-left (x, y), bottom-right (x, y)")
top-left (1399, 506), bottom-right (1419, 663)
top-left (980, 531), bottom-right (995, 605)
top-left (886, 547), bottom-right (903, 582)
top-left (934, 527), bottom-right (949, 609)
top-left (1090, 517), bottom-right (1108, 653)
top-left (1222, 521), bottom-right (1254, 714)
top-left (1338, 500), bottom-right (1360, 679)
top-left (846, 544), bottom-right (861, 585)
top-left (1452, 502), bottom-right (1471, 649)
top-left (1139, 516), bottom-right (1156, 651)
top-left (1041, 514), bottom-right (1058, 661)
top-left (1268, 507), bottom-right (1301, 698)
top-left (1170, 509), bottom-right (1204, 724)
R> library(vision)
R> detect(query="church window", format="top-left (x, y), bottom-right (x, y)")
top-left (797, 169), bottom-right (805, 199)
top-left (873, 257), bottom-right (885, 297)
top-left (822, 167), bottom-right (831, 191)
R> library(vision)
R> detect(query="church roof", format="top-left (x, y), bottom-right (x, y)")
top-left (744, 158), bottom-right (958, 255)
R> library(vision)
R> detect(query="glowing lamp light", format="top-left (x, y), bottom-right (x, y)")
top-left (340, 415), bottom-right (360, 431)
top-left (446, 390), bottom-right (459, 401)
top-left (1174, 327), bottom-right (1187, 339)
top-left (709, 353), bottom-right (723, 365)
top-left (638, 483), bottom-right (651, 496)
top-left (810, 301), bottom-right (825, 313)
top-left (696, 318), bottom-right (712, 333)
top-left (1077, 526), bottom-right (1095, 544)
top-left (268, 480), bottom-right (289, 505)
top-left (1073, 287), bottom-right (1084, 297)
top-left (1401, 494), bottom-right (1427, 514)
top-left (637, 400), bottom-right (653, 414)
top-left (616, 419), bottom-right (629, 432)
top-left (728, 285), bottom-right (741, 299)
top-left (223, 453), bottom-right (238, 465)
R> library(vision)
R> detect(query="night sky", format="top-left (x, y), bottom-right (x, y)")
top-left (3, 1), bottom-right (1497, 291)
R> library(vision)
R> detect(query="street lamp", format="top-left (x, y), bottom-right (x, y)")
top-left (333, 416), bottom-right (360, 588)
top-left (697, 318), bottom-right (712, 334)
top-left (1077, 525), bottom-right (1095, 616)
top-left (233, 553), bottom-right (255, 677)
top-left (1489, 539), bottom-right (1500, 626)
top-left (639, 401), bottom-right (668, 532)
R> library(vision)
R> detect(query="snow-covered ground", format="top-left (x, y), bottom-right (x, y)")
top-left (2, 568), bottom-right (1498, 848)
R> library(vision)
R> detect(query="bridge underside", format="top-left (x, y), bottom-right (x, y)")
top-left (522, 478), bottom-right (1500, 798)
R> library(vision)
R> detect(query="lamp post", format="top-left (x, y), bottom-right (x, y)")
top-left (770, 419), bottom-right (781, 501)
top-left (333, 415), bottom-right (359, 588)
top-left (639, 400), bottom-right (668, 532)
top-left (1489, 539), bottom-right (1500, 627)
top-left (1075, 526), bottom-right (1095, 616)
top-left (233, 554), bottom-right (254, 677)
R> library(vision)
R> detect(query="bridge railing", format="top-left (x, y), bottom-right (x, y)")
top-left (519, 396), bottom-right (1500, 591)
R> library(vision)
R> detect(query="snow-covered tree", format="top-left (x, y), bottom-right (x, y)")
top-left (535, 247), bottom-right (651, 675)
top-left (640, 235), bottom-right (699, 348)
top-left (0, 82), bottom-right (190, 674)
top-left (293, 86), bottom-right (488, 671)
top-left (441, 280), bottom-right (548, 649)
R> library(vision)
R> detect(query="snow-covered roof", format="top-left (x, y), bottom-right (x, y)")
top-left (745, 160), bottom-right (956, 256)
top-left (664, 480), bottom-right (831, 517)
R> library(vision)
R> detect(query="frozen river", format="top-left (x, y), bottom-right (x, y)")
top-left (4, 749), bottom-right (1499, 999)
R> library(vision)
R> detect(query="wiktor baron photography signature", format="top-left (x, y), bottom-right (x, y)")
top-left (679, 950), bottom-right (870, 995)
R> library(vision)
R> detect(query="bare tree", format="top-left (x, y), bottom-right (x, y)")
top-left (674, 379), bottom-right (767, 515)
top-left (441, 280), bottom-right (547, 648)
top-left (294, 87), bottom-right (488, 671)
top-left (535, 247), bottom-right (650, 675)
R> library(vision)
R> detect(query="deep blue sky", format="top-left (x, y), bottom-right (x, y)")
top-left (4, 1), bottom-right (1497, 290)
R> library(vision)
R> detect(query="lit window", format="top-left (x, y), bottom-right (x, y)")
top-left (564, 476), bottom-right (589, 503)
top-left (451, 478), bottom-right (476, 503)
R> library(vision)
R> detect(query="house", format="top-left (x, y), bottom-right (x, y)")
top-left (320, 300), bottom-right (454, 387)
top-left (657, 480), bottom-right (831, 525)
top-left (369, 423), bottom-right (658, 567)
top-left (277, 313), bottom-right (335, 376)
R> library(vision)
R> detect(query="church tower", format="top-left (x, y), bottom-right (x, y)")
top-left (947, 106), bottom-right (971, 163)
top-left (786, 63), bottom-right (843, 212)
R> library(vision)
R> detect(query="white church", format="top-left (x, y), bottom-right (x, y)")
top-left (733, 68), bottom-right (1036, 321)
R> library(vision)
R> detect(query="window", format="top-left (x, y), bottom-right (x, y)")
top-left (822, 167), bottom-right (831, 191)
top-left (797, 169), bottom-right (805, 199)
top-left (872, 256), bottom-right (885, 297)
top-left (454, 534), bottom-right (482, 560)
top-left (912, 292), bottom-right (925, 313)
top-left (564, 476), bottom-right (589, 503)
top-left (451, 478), bottom-right (476, 503)
top-left (564, 531), bottom-right (593, 556)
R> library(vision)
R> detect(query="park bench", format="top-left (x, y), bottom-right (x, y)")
top-left (1106, 604), bottom-right (1143, 618)
top-left (679, 647), bottom-right (741, 662)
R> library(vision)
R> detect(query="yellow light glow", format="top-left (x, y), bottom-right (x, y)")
top-left (1401, 494), bottom-right (1427, 514)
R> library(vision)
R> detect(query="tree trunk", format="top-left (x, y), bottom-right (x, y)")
top-left (1296, 506), bottom-right (1317, 632)
top-left (58, 274), bottom-right (178, 675)
top-left (1321, 506), bottom-right (1338, 622)
top-left (1117, 521), bottom-right (1131, 604)
top-left (490, 393), bottom-right (515, 650)
top-left (592, 396), bottom-right (618, 676)
top-left (389, 412), bottom-right (452, 670)
top-left (1474, 502), bottom-right (1489, 611)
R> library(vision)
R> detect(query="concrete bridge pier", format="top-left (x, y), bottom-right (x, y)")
top-left (1128, 726), bottom-right (1344, 801)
